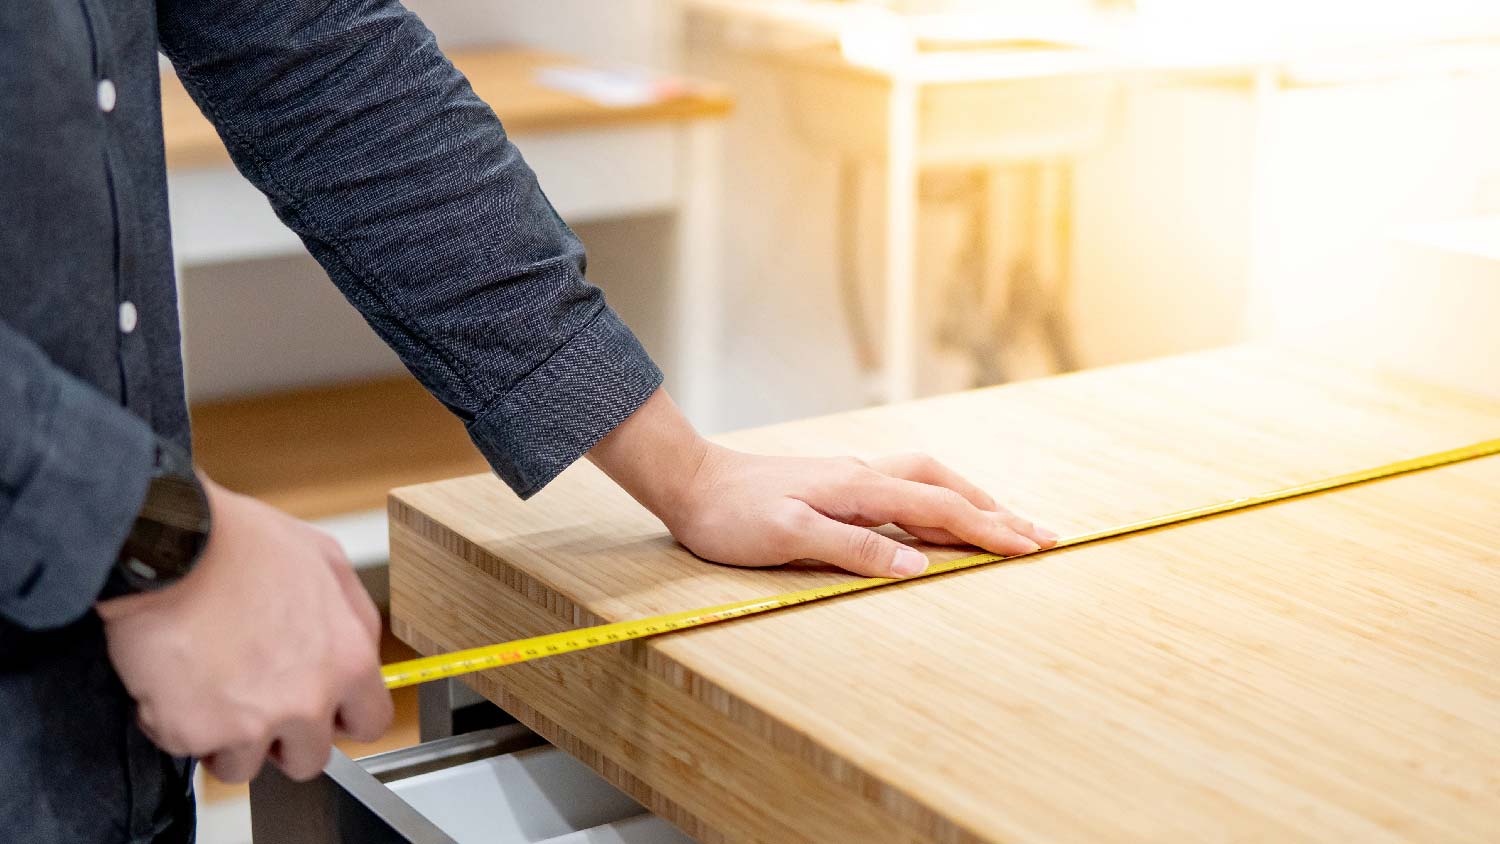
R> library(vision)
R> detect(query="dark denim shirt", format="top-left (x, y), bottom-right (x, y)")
top-left (1, 1), bottom-right (662, 840)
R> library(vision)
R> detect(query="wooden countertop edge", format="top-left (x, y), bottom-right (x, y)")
top-left (162, 45), bottom-right (735, 173)
top-left (387, 619), bottom-right (731, 841)
top-left (385, 488), bottom-right (982, 844)
top-left (386, 491), bottom-right (603, 628)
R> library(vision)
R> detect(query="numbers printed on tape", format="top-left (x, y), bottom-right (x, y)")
top-left (381, 438), bottom-right (1500, 690)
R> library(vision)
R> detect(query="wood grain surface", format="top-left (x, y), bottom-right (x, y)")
top-left (161, 47), bottom-right (733, 170)
top-left (390, 346), bottom-right (1500, 843)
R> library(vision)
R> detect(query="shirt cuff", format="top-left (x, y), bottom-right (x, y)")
top-left (2, 380), bottom-right (155, 630)
top-left (465, 305), bottom-right (664, 499)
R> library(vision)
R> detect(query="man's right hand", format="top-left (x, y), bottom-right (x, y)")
top-left (96, 478), bottom-right (393, 783)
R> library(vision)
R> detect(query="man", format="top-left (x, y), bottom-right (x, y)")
top-left (0, 1), bottom-right (1056, 841)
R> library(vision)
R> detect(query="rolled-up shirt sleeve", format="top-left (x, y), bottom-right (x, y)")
top-left (0, 323), bottom-right (155, 630)
top-left (156, 0), bottom-right (664, 498)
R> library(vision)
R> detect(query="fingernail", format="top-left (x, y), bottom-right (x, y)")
top-left (891, 548), bottom-right (929, 577)
top-left (1035, 526), bottom-right (1059, 544)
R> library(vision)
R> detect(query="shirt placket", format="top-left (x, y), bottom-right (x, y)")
top-left (79, 0), bottom-right (153, 424)
top-left (76, 4), bottom-right (160, 839)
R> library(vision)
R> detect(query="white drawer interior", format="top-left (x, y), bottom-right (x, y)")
top-left (387, 745), bottom-right (694, 844)
top-left (537, 813), bottom-right (695, 844)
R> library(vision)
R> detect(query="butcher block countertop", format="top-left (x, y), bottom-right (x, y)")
top-left (389, 345), bottom-right (1500, 844)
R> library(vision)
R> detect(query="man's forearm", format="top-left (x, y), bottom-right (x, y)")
top-left (586, 388), bottom-right (710, 521)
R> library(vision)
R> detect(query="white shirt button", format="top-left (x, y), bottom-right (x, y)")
top-left (118, 301), bottom-right (138, 334)
top-left (97, 79), bottom-right (117, 113)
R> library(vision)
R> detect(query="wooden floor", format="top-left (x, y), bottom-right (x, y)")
top-left (190, 376), bottom-right (491, 520)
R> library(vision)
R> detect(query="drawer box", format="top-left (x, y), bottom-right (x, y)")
top-left (249, 725), bottom-right (695, 844)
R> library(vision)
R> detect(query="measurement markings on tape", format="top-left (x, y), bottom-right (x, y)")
top-left (382, 438), bottom-right (1500, 689)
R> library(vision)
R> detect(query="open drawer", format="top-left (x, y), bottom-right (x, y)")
top-left (248, 725), bottom-right (696, 844)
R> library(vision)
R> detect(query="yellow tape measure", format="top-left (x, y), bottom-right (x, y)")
top-left (381, 437), bottom-right (1500, 690)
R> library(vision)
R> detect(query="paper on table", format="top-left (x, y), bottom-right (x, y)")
top-left (534, 64), bottom-right (688, 108)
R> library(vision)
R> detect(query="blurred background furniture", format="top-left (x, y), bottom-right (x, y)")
top-left (680, 0), bottom-right (1500, 416)
top-left (682, 0), bottom-right (1500, 401)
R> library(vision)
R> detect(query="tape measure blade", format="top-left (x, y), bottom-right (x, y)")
top-left (382, 577), bottom-right (895, 688)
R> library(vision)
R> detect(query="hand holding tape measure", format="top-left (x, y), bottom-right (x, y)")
top-left (382, 438), bottom-right (1500, 690)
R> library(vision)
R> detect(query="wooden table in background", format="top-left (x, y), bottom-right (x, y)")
top-left (160, 48), bottom-right (733, 169)
top-left (191, 376), bottom-right (490, 522)
top-left (389, 345), bottom-right (1500, 843)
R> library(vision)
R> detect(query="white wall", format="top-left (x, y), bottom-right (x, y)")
top-left (1069, 82), bottom-right (1259, 368)
top-left (1330, 217), bottom-right (1500, 400)
top-left (180, 256), bottom-right (403, 400)
top-left (682, 42), bottom-right (877, 428)
top-left (1248, 67), bottom-right (1500, 339)
top-left (1068, 56), bottom-right (1500, 368)
top-left (180, 212), bottom-right (680, 402)
top-left (404, 0), bottom-right (672, 65)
